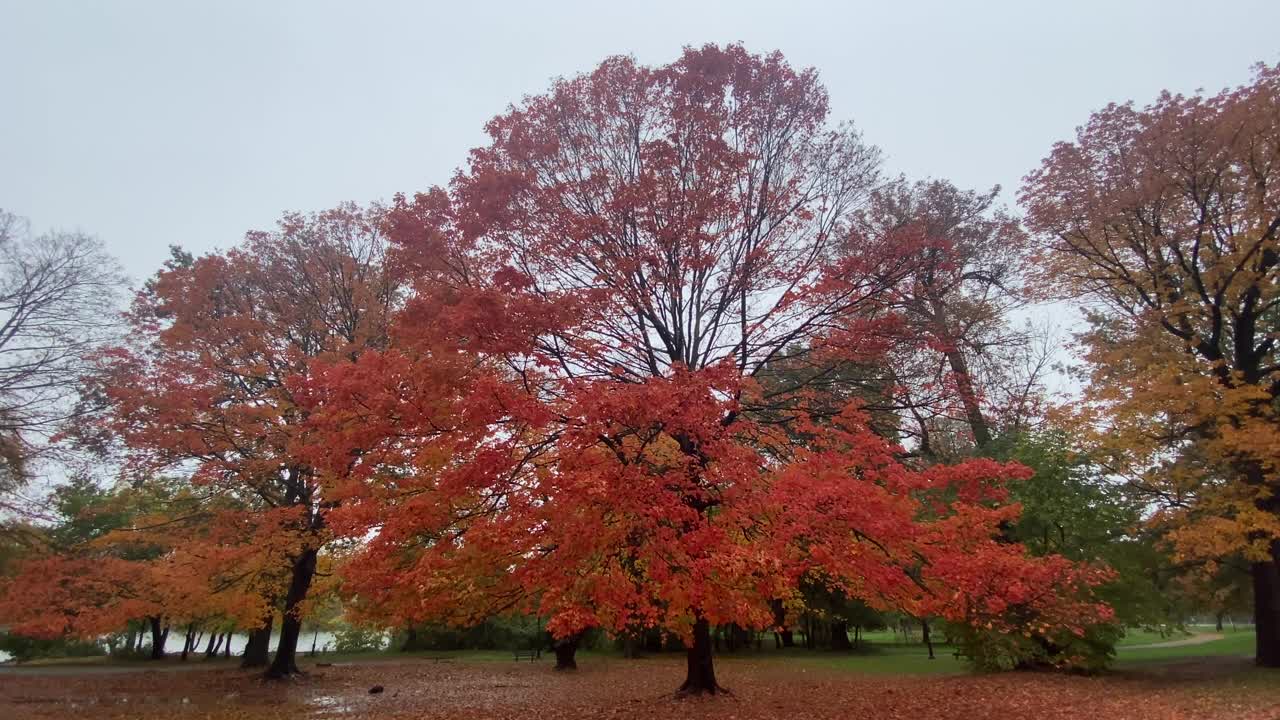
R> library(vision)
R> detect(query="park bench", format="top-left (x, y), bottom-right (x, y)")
top-left (512, 648), bottom-right (541, 661)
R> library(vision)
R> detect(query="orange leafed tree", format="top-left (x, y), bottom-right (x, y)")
top-left (1022, 64), bottom-right (1280, 666)
top-left (315, 45), bottom-right (1113, 693)
top-left (89, 204), bottom-right (402, 676)
top-left (0, 481), bottom-right (267, 659)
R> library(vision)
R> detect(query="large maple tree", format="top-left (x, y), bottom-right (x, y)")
top-left (317, 45), bottom-right (1112, 693)
top-left (1022, 64), bottom-right (1280, 665)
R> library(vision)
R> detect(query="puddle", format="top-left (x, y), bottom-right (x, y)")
top-left (307, 694), bottom-right (354, 716)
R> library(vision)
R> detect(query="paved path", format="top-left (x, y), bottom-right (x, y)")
top-left (1120, 632), bottom-right (1224, 650)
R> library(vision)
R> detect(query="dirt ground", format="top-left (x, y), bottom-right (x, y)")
top-left (2, 655), bottom-right (1278, 720)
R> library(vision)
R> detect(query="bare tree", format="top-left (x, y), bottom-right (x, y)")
top-left (0, 210), bottom-right (124, 511)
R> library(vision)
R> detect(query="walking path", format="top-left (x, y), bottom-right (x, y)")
top-left (1120, 632), bottom-right (1224, 650)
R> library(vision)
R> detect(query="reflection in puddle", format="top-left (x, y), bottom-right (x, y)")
top-left (308, 694), bottom-right (354, 716)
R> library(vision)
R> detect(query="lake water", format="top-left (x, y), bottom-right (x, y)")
top-left (0, 630), bottom-right (377, 663)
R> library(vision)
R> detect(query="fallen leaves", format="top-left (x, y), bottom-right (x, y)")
top-left (2, 656), bottom-right (1277, 720)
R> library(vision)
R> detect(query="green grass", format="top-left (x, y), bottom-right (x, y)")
top-left (1114, 628), bottom-right (1254, 664)
top-left (6, 628), bottom-right (1259, 677)
top-left (1114, 627), bottom-right (1192, 647)
top-left (750, 644), bottom-right (964, 675)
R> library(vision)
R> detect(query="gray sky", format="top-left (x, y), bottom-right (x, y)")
top-left (3, 0), bottom-right (1279, 287)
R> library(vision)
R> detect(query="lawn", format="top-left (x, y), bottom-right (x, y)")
top-left (1114, 628), bottom-right (1255, 664)
top-left (2, 634), bottom-right (1276, 719)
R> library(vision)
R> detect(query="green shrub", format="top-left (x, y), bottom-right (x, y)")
top-left (0, 632), bottom-right (106, 662)
top-left (948, 622), bottom-right (1120, 673)
top-left (332, 625), bottom-right (387, 653)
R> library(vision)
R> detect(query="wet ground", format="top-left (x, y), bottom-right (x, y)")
top-left (2, 655), bottom-right (1277, 719)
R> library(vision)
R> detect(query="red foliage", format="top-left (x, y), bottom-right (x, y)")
top-left (300, 45), bottom-right (1113, 688)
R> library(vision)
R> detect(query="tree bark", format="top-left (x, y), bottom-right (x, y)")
top-left (1215, 612), bottom-right (1224, 633)
top-left (552, 632), bottom-right (580, 671)
top-left (770, 599), bottom-right (793, 648)
top-left (1252, 544), bottom-right (1280, 667)
top-left (922, 619), bottom-right (935, 660)
top-left (223, 632), bottom-right (232, 659)
top-left (400, 626), bottom-right (419, 652)
top-left (206, 632), bottom-right (222, 659)
top-left (266, 547), bottom-right (319, 678)
top-left (180, 624), bottom-right (196, 661)
top-left (147, 616), bottom-right (166, 660)
top-left (678, 617), bottom-right (725, 695)
top-left (830, 620), bottom-right (852, 651)
top-left (242, 615), bottom-right (273, 668)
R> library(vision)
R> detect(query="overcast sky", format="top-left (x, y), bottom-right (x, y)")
top-left (3, 0), bottom-right (1279, 286)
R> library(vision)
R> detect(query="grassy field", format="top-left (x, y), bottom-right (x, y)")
top-left (5, 626), bottom-right (1256, 672)
top-left (1114, 628), bottom-right (1254, 664)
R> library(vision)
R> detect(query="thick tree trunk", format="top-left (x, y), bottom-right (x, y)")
top-left (1215, 612), bottom-right (1224, 633)
top-left (552, 633), bottom-right (580, 671)
top-left (623, 634), bottom-right (639, 659)
top-left (1252, 546), bottom-right (1280, 667)
top-left (830, 620), bottom-right (852, 651)
top-left (400, 626), bottom-right (418, 652)
top-left (678, 617), bottom-right (725, 696)
top-left (922, 619), bottom-right (935, 659)
top-left (266, 547), bottom-right (319, 678)
top-left (148, 616), bottom-right (166, 660)
top-left (242, 615), bottom-right (273, 668)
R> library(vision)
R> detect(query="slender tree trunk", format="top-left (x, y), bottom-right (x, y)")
top-left (552, 632), bottom-right (580, 671)
top-left (223, 632), bottom-right (233, 659)
top-left (1216, 612), bottom-right (1224, 633)
top-left (770, 599), bottom-right (793, 648)
top-left (623, 634), bottom-right (638, 659)
top-left (678, 616), bottom-right (724, 695)
top-left (266, 547), bottom-right (319, 678)
top-left (206, 632), bottom-right (222, 659)
top-left (922, 619), bottom-right (935, 659)
top-left (242, 615), bottom-right (273, 668)
top-left (148, 616), bottom-right (166, 660)
top-left (830, 620), bottom-right (852, 651)
top-left (946, 350), bottom-right (992, 448)
top-left (180, 623), bottom-right (196, 661)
